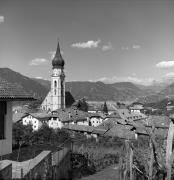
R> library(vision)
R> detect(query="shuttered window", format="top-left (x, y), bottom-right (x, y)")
top-left (0, 101), bottom-right (6, 139)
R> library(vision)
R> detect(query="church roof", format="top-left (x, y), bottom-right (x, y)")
top-left (52, 41), bottom-right (65, 69)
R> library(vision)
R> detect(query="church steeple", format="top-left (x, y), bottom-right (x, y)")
top-left (41, 40), bottom-right (66, 111)
top-left (52, 41), bottom-right (65, 69)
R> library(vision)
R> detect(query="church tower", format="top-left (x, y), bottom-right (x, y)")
top-left (51, 42), bottom-right (65, 110)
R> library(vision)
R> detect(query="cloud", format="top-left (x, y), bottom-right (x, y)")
top-left (132, 44), bottom-right (141, 49)
top-left (49, 50), bottom-right (64, 59)
top-left (29, 58), bottom-right (48, 66)
top-left (121, 46), bottom-right (129, 51)
top-left (93, 76), bottom-right (154, 85)
top-left (35, 76), bottom-right (43, 79)
top-left (71, 39), bottom-right (101, 49)
top-left (164, 72), bottom-right (174, 78)
top-left (35, 76), bottom-right (48, 80)
top-left (156, 61), bottom-right (174, 68)
top-left (102, 42), bottom-right (113, 51)
top-left (0, 16), bottom-right (4, 24)
top-left (121, 44), bottom-right (141, 51)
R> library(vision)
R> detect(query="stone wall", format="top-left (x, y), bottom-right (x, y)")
top-left (24, 151), bottom-right (52, 180)
top-left (0, 161), bottom-right (12, 180)
top-left (52, 150), bottom-right (72, 180)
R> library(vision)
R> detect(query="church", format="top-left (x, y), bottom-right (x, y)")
top-left (41, 42), bottom-right (65, 111)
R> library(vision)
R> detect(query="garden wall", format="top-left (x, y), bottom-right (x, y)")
top-left (0, 161), bottom-right (12, 180)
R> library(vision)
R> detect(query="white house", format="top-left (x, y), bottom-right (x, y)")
top-left (47, 114), bottom-right (63, 129)
top-left (0, 78), bottom-right (34, 156)
top-left (129, 102), bottom-right (144, 114)
top-left (88, 113), bottom-right (104, 127)
top-left (22, 112), bottom-right (49, 131)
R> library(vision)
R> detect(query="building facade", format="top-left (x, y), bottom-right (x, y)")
top-left (41, 42), bottom-right (65, 111)
top-left (0, 77), bottom-right (34, 156)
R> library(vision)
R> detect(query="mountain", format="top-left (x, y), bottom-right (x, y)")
top-left (65, 81), bottom-right (145, 101)
top-left (2, 67), bottom-right (174, 103)
top-left (136, 84), bottom-right (166, 94)
top-left (137, 82), bottom-right (174, 104)
top-left (31, 78), bottom-right (50, 90)
top-left (160, 83), bottom-right (174, 98)
top-left (33, 78), bottom-right (145, 101)
top-left (0, 68), bottom-right (48, 99)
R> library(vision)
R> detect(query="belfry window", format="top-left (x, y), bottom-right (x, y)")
top-left (54, 81), bottom-right (57, 88)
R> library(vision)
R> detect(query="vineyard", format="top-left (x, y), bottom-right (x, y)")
top-left (70, 115), bottom-right (174, 180)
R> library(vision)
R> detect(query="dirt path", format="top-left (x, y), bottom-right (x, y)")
top-left (80, 165), bottom-right (119, 180)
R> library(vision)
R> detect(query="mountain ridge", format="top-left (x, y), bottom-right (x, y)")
top-left (1, 67), bottom-right (174, 103)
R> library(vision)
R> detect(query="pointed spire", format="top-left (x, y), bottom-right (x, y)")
top-left (52, 40), bottom-right (65, 69)
top-left (55, 40), bottom-right (62, 59)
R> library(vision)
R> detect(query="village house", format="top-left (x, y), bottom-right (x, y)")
top-left (21, 112), bottom-right (50, 131)
top-left (54, 107), bottom-right (89, 127)
top-left (166, 101), bottom-right (174, 111)
top-left (18, 107), bottom-right (93, 130)
top-left (0, 77), bottom-right (35, 157)
top-left (88, 113), bottom-right (104, 127)
top-left (129, 102), bottom-right (144, 113)
top-left (87, 101), bottom-right (116, 115)
top-left (105, 108), bottom-right (147, 123)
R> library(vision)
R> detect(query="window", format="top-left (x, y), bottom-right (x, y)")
top-left (0, 114), bottom-right (5, 139)
top-left (54, 80), bottom-right (57, 88)
top-left (0, 101), bottom-right (6, 139)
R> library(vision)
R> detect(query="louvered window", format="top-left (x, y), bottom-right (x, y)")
top-left (0, 101), bottom-right (6, 139)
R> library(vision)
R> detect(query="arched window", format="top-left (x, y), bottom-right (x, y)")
top-left (54, 80), bottom-right (57, 88)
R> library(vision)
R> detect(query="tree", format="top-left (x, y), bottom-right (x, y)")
top-left (73, 98), bottom-right (88, 112)
top-left (13, 122), bottom-right (33, 146)
top-left (65, 91), bottom-right (75, 107)
top-left (102, 101), bottom-right (108, 114)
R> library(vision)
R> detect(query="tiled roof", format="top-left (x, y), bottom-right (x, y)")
top-left (53, 107), bottom-right (89, 122)
top-left (98, 117), bottom-right (127, 130)
top-left (63, 124), bottom-right (107, 135)
top-left (29, 112), bottom-right (52, 121)
top-left (104, 124), bottom-right (135, 140)
top-left (0, 77), bottom-right (35, 100)
top-left (109, 108), bottom-right (147, 121)
top-left (146, 115), bottom-right (170, 128)
top-left (63, 124), bottom-right (95, 132)
top-left (87, 102), bottom-right (116, 112)
top-left (88, 112), bottom-right (105, 118)
top-left (129, 105), bottom-right (144, 110)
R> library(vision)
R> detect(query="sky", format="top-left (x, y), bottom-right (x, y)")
top-left (0, 0), bottom-right (174, 85)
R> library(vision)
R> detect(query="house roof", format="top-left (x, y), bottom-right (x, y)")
top-left (104, 124), bottom-right (135, 140)
top-left (29, 112), bottom-right (52, 121)
top-left (107, 109), bottom-right (147, 121)
top-left (87, 102), bottom-right (116, 112)
top-left (96, 117), bottom-right (129, 134)
top-left (0, 77), bottom-right (35, 101)
top-left (54, 107), bottom-right (89, 122)
top-left (63, 124), bottom-right (95, 133)
top-left (129, 104), bottom-right (144, 110)
top-left (146, 115), bottom-right (170, 128)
